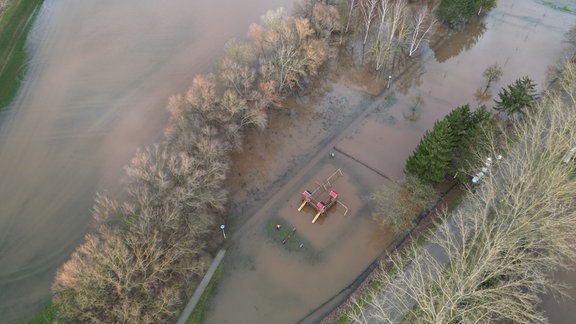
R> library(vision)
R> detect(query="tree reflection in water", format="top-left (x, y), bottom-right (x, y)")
top-left (430, 17), bottom-right (487, 63)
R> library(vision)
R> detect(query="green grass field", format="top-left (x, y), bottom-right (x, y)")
top-left (0, 0), bottom-right (44, 110)
top-left (267, 218), bottom-right (320, 263)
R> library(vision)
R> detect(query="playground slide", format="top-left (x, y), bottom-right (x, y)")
top-left (312, 211), bottom-right (321, 224)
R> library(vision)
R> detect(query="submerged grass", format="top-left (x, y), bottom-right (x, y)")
top-left (187, 264), bottom-right (224, 324)
top-left (267, 218), bottom-right (319, 262)
top-left (0, 0), bottom-right (43, 110)
top-left (26, 303), bottom-right (58, 324)
top-left (542, 1), bottom-right (576, 13)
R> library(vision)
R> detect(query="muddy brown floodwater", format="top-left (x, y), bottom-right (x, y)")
top-left (205, 0), bottom-right (574, 323)
top-left (0, 0), bottom-right (293, 322)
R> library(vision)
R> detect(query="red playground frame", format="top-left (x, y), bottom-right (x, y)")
top-left (297, 168), bottom-right (349, 223)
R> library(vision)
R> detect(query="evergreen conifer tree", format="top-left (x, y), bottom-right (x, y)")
top-left (405, 119), bottom-right (455, 183)
top-left (494, 76), bottom-right (538, 119)
top-left (444, 104), bottom-right (471, 146)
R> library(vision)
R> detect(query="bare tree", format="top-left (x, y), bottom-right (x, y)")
top-left (372, 0), bottom-right (391, 70)
top-left (311, 2), bottom-right (342, 39)
top-left (403, 94), bottom-right (423, 121)
top-left (482, 62), bottom-right (503, 91)
top-left (124, 144), bottom-right (228, 214)
top-left (370, 175), bottom-right (438, 233)
top-left (250, 8), bottom-right (328, 92)
top-left (408, 7), bottom-right (436, 57)
top-left (359, 0), bottom-right (379, 48)
top-left (344, 0), bottom-right (357, 35)
top-left (370, 0), bottom-right (410, 72)
top-left (388, 0), bottom-right (410, 71)
top-left (53, 201), bottom-right (209, 323)
top-left (375, 0), bottom-right (390, 44)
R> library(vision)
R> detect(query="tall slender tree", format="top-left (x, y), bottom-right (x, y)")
top-left (408, 7), bottom-right (436, 57)
top-left (405, 119), bottom-right (455, 183)
top-left (482, 63), bottom-right (503, 91)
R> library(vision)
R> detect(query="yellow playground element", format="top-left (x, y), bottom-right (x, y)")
top-left (297, 168), bottom-right (349, 223)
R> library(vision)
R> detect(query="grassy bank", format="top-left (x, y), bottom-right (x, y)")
top-left (187, 264), bottom-right (224, 324)
top-left (0, 0), bottom-right (43, 110)
top-left (27, 303), bottom-right (58, 324)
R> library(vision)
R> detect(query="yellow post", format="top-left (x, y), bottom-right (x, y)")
top-left (312, 211), bottom-right (322, 223)
top-left (298, 200), bottom-right (307, 212)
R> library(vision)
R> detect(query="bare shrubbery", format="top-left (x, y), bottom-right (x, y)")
top-left (53, 197), bottom-right (209, 323)
top-left (249, 8), bottom-right (330, 92)
top-left (348, 60), bottom-right (576, 323)
top-left (370, 175), bottom-right (438, 233)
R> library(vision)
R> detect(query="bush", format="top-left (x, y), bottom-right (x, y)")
top-left (370, 176), bottom-right (439, 233)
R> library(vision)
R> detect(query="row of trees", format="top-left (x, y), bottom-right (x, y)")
top-left (370, 103), bottom-right (494, 234)
top-left (51, 3), bottom-right (339, 322)
top-left (403, 71), bottom-right (539, 186)
top-left (350, 57), bottom-right (576, 322)
top-left (404, 104), bottom-right (495, 183)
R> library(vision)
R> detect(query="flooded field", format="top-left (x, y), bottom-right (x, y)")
top-left (205, 0), bottom-right (574, 323)
top-left (0, 0), bottom-right (571, 322)
top-left (0, 0), bottom-right (293, 322)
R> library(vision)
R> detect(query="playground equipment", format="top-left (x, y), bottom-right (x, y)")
top-left (297, 168), bottom-right (349, 223)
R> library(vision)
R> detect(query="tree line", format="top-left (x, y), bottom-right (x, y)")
top-left (50, 2), bottom-right (343, 322)
top-left (370, 69), bottom-right (539, 232)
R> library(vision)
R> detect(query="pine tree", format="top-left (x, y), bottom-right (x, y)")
top-left (494, 76), bottom-right (538, 119)
top-left (452, 106), bottom-right (496, 179)
top-left (444, 104), bottom-right (472, 147)
top-left (405, 104), bottom-right (496, 183)
top-left (405, 119), bottom-right (455, 183)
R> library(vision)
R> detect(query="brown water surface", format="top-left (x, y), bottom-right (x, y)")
top-left (0, 0), bottom-right (292, 321)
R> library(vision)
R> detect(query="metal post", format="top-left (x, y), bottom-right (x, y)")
top-left (387, 75), bottom-right (392, 89)
top-left (220, 224), bottom-right (227, 240)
